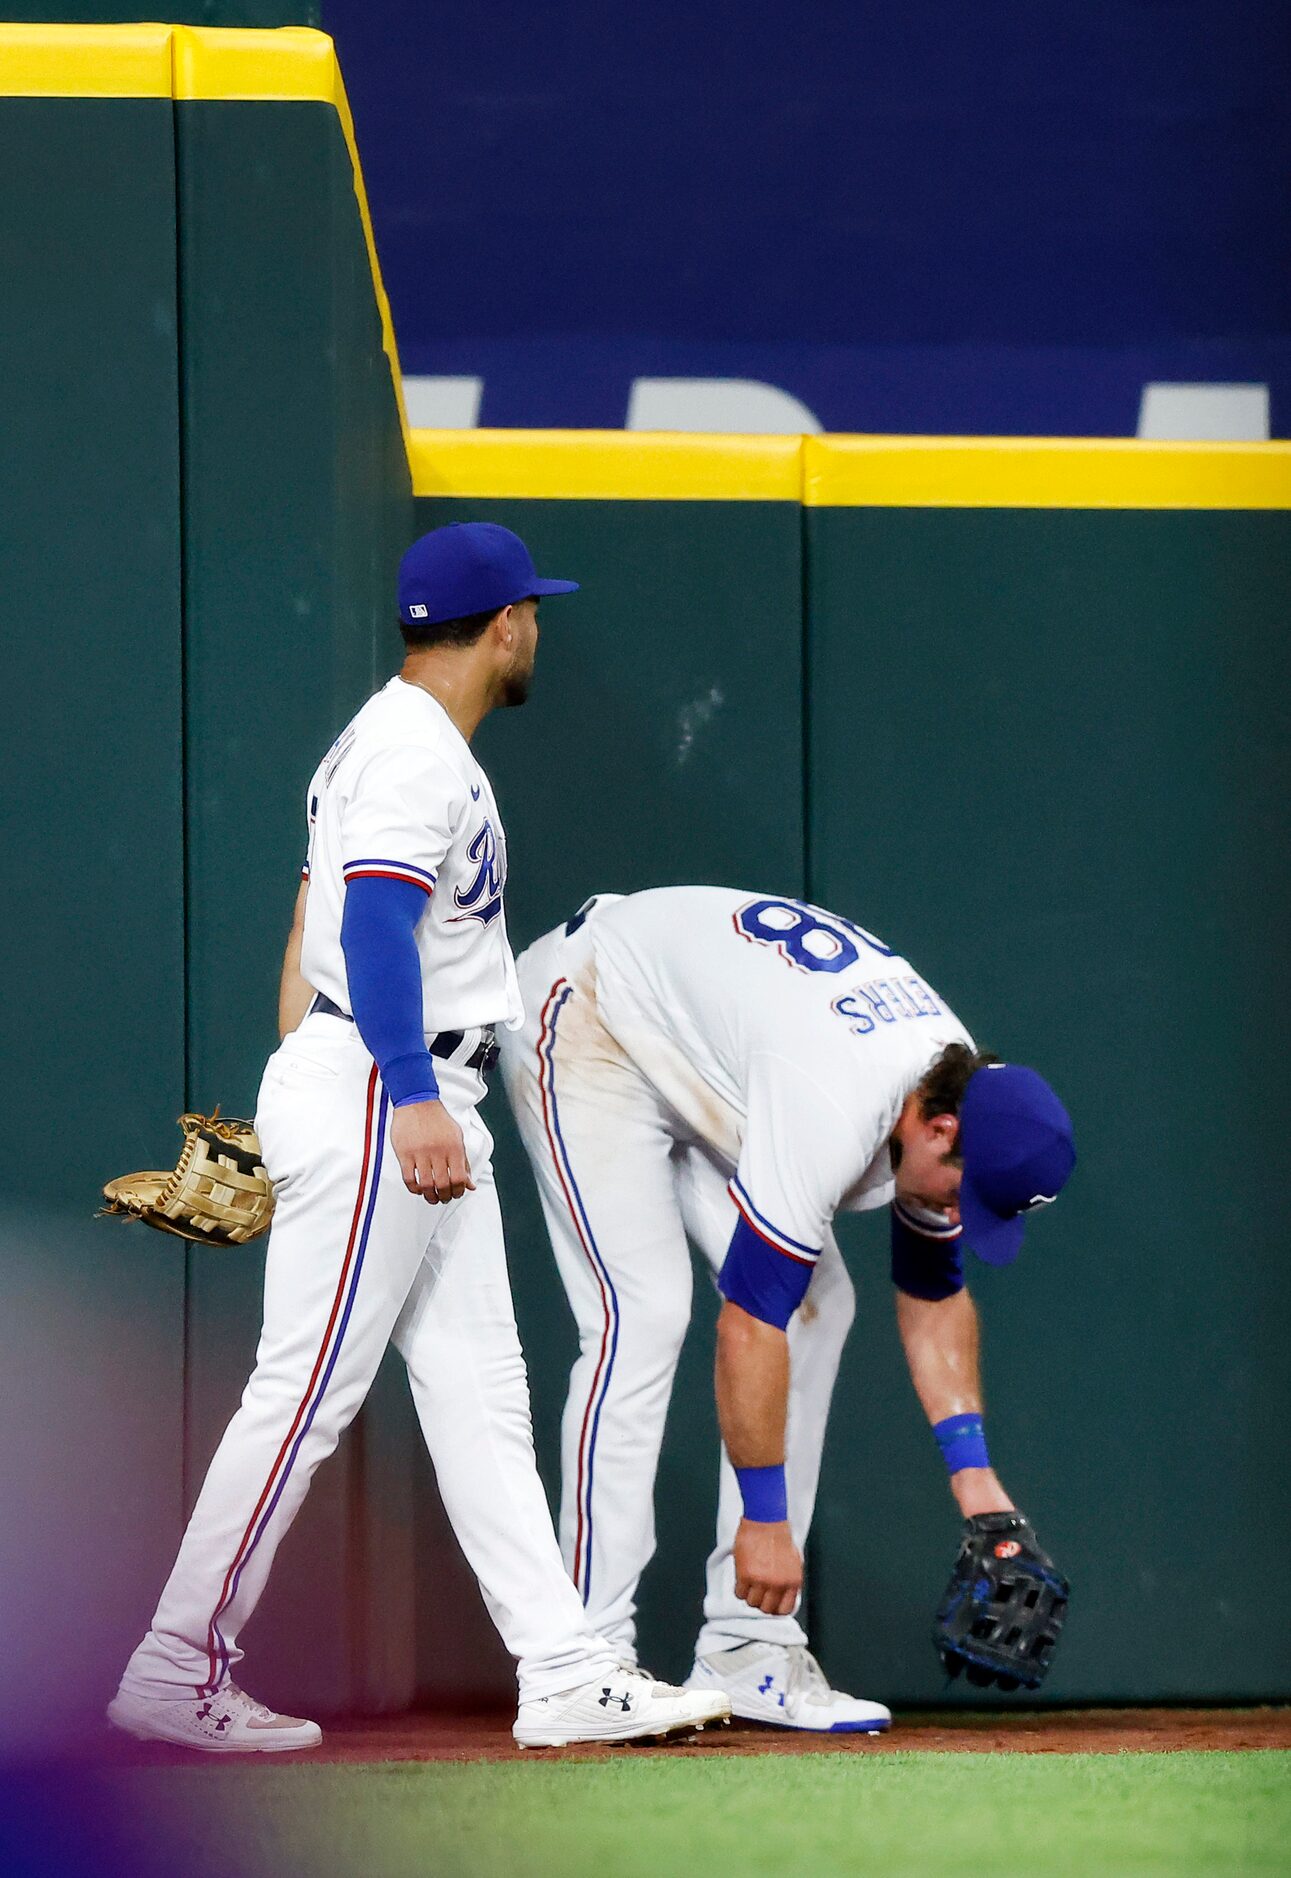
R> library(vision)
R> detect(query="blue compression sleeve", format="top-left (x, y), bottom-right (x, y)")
top-left (718, 1215), bottom-right (814, 1330)
top-left (340, 874), bottom-right (439, 1106)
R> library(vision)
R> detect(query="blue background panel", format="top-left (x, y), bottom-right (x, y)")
top-left (326, 0), bottom-right (1291, 433)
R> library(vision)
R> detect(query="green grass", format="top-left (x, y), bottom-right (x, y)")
top-left (91, 1753), bottom-right (1291, 1878)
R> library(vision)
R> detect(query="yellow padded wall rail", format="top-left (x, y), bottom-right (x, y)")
top-left (0, 22), bottom-right (173, 95)
top-left (170, 23), bottom-right (338, 101)
top-left (410, 428), bottom-right (1291, 508)
top-left (0, 22), bottom-right (407, 448)
top-left (408, 429), bottom-right (803, 502)
top-left (804, 435), bottom-right (1291, 510)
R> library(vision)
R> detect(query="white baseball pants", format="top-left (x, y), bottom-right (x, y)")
top-left (119, 1012), bottom-right (617, 1706)
top-left (500, 917), bottom-right (855, 1665)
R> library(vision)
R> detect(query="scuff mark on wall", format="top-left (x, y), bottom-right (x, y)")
top-left (676, 684), bottom-right (724, 764)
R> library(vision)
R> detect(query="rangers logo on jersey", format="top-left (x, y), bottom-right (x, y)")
top-left (452, 819), bottom-right (505, 926)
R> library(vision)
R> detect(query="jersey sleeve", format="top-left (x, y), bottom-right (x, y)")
top-left (717, 1214), bottom-right (815, 1329)
top-left (889, 1197), bottom-right (965, 1299)
top-left (339, 744), bottom-right (464, 900)
top-left (731, 1052), bottom-right (879, 1260)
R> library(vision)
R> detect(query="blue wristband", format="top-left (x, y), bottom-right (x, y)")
top-left (933, 1412), bottom-right (991, 1475)
top-left (735, 1464), bottom-right (788, 1523)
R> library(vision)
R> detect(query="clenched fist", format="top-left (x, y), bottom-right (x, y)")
top-left (733, 1518), bottom-right (803, 1616)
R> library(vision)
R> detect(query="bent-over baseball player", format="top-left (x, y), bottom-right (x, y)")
top-left (501, 887), bottom-right (1076, 1730)
top-left (109, 529), bottom-right (730, 1752)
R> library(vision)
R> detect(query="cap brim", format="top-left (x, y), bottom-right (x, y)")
top-left (959, 1177), bottom-right (1027, 1266)
top-left (530, 577), bottom-right (580, 596)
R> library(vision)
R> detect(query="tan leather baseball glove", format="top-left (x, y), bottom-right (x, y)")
top-left (101, 1112), bottom-right (275, 1246)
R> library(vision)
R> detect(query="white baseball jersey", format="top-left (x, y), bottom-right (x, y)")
top-left (299, 676), bottom-right (523, 1034)
top-left (587, 886), bottom-right (972, 1265)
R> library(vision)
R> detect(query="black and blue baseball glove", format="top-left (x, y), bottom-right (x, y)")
top-left (934, 1511), bottom-right (1069, 1691)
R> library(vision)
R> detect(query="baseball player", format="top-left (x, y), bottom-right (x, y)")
top-left (500, 887), bottom-right (1076, 1729)
top-left (108, 527), bottom-right (730, 1752)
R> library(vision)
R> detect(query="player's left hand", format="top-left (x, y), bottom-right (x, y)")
top-left (734, 1517), bottom-right (803, 1616)
top-left (390, 1099), bottom-right (476, 1204)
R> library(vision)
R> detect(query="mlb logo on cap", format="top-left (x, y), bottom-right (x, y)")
top-left (399, 522), bottom-right (579, 627)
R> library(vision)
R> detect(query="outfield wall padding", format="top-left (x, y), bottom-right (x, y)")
top-left (0, 25), bottom-right (412, 1730)
top-left (806, 495), bottom-right (1291, 1703)
top-left (0, 80), bottom-right (188, 1747)
top-left (408, 432), bottom-right (1291, 1703)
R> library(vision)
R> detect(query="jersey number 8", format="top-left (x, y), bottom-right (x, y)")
top-left (733, 897), bottom-right (895, 974)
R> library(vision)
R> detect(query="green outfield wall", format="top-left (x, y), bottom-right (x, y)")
top-left (0, 25), bottom-right (411, 1734)
top-left (2, 20), bottom-right (1288, 1732)
top-left (411, 430), bottom-right (1291, 1702)
top-left (0, 43), bottom-right (187, 1751)
top-left (802, 448), bottom-right (1291, 1704)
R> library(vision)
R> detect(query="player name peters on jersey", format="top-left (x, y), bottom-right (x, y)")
top-left (587, 886), bottom-right (971, 1264)
top-left (299, 677), bottom-right (523, 1035)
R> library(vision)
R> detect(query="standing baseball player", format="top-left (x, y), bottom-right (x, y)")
top-left (501, 887), bottom-right (1076, 1729)
top-left (108, 528), bottom-right (729, 1752)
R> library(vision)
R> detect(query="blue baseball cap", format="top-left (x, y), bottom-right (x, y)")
top-left (399, 522), bottom-right (579, 627)
top-left (957, 1064), bottom-right (1076, 1266)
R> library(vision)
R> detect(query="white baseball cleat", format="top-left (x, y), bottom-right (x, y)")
top-left (686, 1643), bottom-right (891, 1733)
top-left (513, 1666), bottom-right (731, 1748)
top-left (107, 1684), bottom-right (322, 1753)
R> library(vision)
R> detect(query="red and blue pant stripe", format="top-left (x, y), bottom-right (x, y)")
top-left (199, 1065), bottom-right (388, 1695)
top-left (536, 977), bottom-right (620, 1606)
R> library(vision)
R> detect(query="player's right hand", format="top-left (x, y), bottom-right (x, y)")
top-left (390, 1099), bottom-right (475, 1204)
top-left (733, 1518), bottom-right (803, 1616)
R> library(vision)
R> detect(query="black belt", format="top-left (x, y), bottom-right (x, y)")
top-left (309, 992), bottom-right (498, 1073)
